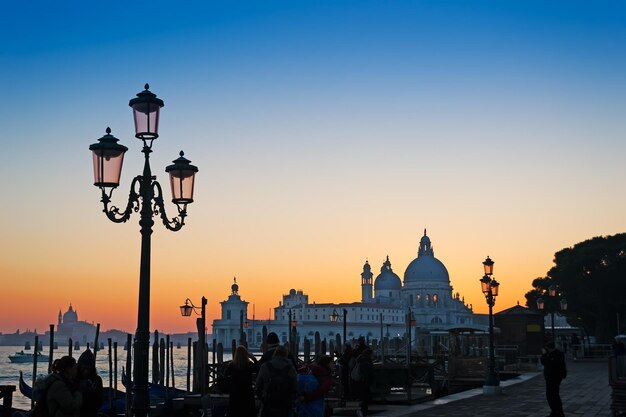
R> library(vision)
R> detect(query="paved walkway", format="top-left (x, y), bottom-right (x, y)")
top-left (335, 360), bottom-right (613, 417)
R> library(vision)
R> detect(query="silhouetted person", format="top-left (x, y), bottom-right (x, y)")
top-left (258, 332), bottom-right (297, 370)
top-left (224, 345), bottom-right (257, 417)
top-left (541, 341), bottom-right (566, 417)
top-left (39, 356), bottom-right (83, 417)
top-left (256, 345), bottom-right (297, 417)
top-left (570, 333), bottom-right (580, 359)
top-left (77, 349), bottom-right (102, 417)
top-left (337, 344), bottom-right (353, 399)
top-left (354, 348), bottom-right (374, 417)
top-left (297, 355), bottom-right (334, 417)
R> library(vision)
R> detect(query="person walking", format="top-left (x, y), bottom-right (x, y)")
top-left (223, 345), bottom-right (257, 417)
top-left (353, 348), bottom-right (374, 417)
top-left (76, 349), bottom-right (103, 417)
top-left (541, 341), bottom-right (567, 417)
top-left (256, 345), bottom-right (297, 417)
top-left (39, 356), bottom-right (83, 417)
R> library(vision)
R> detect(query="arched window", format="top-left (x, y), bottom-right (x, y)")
top-left (433, 294), bottom-right (438, 303)
top-left (430, 316), bottom-right (443, 324)
top-left (425, 294), bottom-right (430, 302)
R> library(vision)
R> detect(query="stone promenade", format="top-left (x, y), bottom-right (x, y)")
top-left (337, 360), bottom-right (613, 417)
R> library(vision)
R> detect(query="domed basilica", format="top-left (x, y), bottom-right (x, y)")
top-left (213, 230), bottom-right (480, 348)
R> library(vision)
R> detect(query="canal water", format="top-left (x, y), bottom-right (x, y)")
top-left (0, 345), bottom-right (232, 410)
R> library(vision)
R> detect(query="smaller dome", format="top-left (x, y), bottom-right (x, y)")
top-left (289, 289), bottom-right (296, 296)
top-left (231, 277), bottom-right (239, 294)
top-left (374, 256), bottom-right (402, 291)
top-left (420, 228), bottom-right (430, 244)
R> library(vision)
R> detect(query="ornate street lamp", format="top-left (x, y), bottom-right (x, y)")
top-left (90, 85), bottom-right (198, 417)
top-left (179, 297), bottom-right (207, 395)
top-left (537, 283), bottom-right (567, 342)
top-left (480, 256), bottom-right (501, 394)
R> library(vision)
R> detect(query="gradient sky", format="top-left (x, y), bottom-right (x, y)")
top-left (1, 1), bottom-right (625, 335)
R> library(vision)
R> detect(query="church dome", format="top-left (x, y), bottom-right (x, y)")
top-left (374, 256), bottom-right (402, 291)
top-left (63, 305), bottom-right (78, 323)
top-left (404, 230), bottom-right (450, 284)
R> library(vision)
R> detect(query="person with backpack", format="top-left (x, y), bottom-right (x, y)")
top-left (256, 345), bottom-right (297, 417)
top-left (541, 341), bottom-right (567, 417)
top-left (297, 355), bottom-right (335, 417)
top-left (76, 349), bottom-right (103, 417)
top-left (34, 356), bottom-right (83, 417)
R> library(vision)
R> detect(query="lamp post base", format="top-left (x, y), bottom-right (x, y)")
top-left (482, 384), bottom-right (502, 395)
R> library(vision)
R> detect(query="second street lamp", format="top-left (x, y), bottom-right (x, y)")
top-left (90, 85), bottom-right (198, 417)
top-left (329, 308), bottom-right (348, 347)
top-left (480, 256), bottom-right (501, 395)
top-left (537, 284), bottom-right (568, 342)
top-left (179, 297), bottom-right (207, 395)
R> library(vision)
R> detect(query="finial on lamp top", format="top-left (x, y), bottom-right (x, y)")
top-left (106, 127), bottom-right (111, 134)
top-left (144, 83), bottom-right (150, 90)
top-left (179, 150), bottom-right (184, 157)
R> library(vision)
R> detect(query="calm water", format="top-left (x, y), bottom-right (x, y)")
top-left (0, 346), bottom-right (232, 410)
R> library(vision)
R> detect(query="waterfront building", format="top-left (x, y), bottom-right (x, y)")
top-left (212, 230), bottom-right (485, 350)
top-left (55, 304), bottom-right (97, 345)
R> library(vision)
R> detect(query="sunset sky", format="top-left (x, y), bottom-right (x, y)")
top-left (1, 1), bottom-right (625, 335)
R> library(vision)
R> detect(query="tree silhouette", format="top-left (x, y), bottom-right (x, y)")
top-left (525, 233), bottom-right (626, 343)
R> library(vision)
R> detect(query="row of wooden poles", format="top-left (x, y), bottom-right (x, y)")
top-left (27, 323), bottom-right (389, 415)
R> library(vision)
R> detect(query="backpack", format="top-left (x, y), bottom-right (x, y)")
top-left (264, 363), bottom-right (294, 408)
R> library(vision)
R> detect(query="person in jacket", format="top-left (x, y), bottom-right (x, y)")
top-left (224, 345), bottom-right (257, 417)
top-left (541, 341), bottom-right (567, 417)
top-left (42, 356), bottom-right (83, 417)
top-left (256, 345), bottom-right (297, 417)
top-left (257, 332), bottom-right (297, 371)
top-left (298, 355), bottom-right (334, 417)
top-left (76, 349), bottom-right (103, 417)
top-left (354, 348), bottom-right (374, 417)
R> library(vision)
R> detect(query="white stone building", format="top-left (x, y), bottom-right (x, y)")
top-left (212, 230), bottom-right (483, 348)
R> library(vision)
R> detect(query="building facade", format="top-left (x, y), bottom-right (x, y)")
top-left (212, 230), bottom-right (483, 348)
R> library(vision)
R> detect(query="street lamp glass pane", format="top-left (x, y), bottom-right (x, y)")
top-left (483, 257), bottom-right (494, 276)
top-left (169, 170), bottom-right (196, 204)
top-left (549, 286), bottom-right (556, 297)
top-left (560, 299), bottom-right (568, 311)
top-left (132, 102), bottom-right (161, 139)
top-left (180, 304), bottom-right (193, 316)
top-left (480, 276), bottom-right (490, 294)
top-left (536, 298), bottom-right (545, 310)
top-left (91, 149), bottom-right (125, 187)
top-left (490, 281), bottom-right (499, 297)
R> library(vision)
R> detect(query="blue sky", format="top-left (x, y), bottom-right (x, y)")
top-left (1, 0), bottom-right (626, 331)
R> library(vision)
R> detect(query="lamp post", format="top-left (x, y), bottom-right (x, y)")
top-left (239, 310), bottom-right (245, 345)
top-left (536, 284), bottom-right (568, 342)
top-left (90, 85), bottom-right (198, 417)
top-left (408, 308), bottom-right (416, 362)
top-left (480, 256), bottom-right (501, 394)
top-left (179, 297), bottom-right (207, 395)
top-left (330, 308), bottom-right (348, 347)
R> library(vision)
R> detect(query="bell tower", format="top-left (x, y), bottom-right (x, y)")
top-left (361, 260), bottom-right (373, 302)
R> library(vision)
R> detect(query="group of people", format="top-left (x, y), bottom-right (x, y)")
top-left (34, 349), bottom-right (103, 417)
top-left (219, 332), bottom-right (375, 417)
